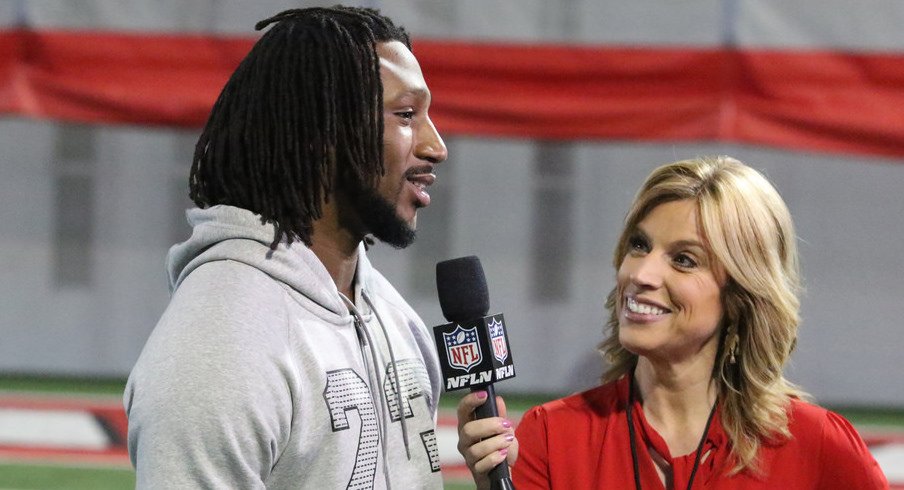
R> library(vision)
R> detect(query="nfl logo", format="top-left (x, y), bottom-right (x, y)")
top-left (443, 325), bottom-right (482, 372)
top-left (488, 318), bottom-right (508, 363)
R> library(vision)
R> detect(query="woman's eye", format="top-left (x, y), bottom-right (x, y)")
top-left (396, 110), bottom-right (415, 120)
top-left (628, 235), bottom-right (649, 253)
top-left (674, 253), bottom-right (698, 268)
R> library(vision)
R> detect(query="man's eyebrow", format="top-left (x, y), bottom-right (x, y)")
top-left (389, 87), bottom-right (430, 99)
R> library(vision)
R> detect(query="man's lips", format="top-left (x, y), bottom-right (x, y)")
top-left (405, 166), bottom-right (435, 207)
top-left (406, 172), bottom-right (436, 187)
top-left (405, 165), bottom-right (436, 185)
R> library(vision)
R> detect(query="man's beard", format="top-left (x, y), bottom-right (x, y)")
top-left (351, 185), bottom-right (417, 249)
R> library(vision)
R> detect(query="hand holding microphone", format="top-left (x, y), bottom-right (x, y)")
top-left (433, 256), bottom-right (517, 490)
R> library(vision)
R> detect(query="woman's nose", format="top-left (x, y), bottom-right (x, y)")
top-left (628, 255), bottom-right (664, 289)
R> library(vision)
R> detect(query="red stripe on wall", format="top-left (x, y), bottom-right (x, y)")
top-left (1, 30), bottom-right (904, 157)
top-left (0, 29), bottom-right (252, 126)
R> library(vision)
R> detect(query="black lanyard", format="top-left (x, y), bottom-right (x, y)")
top-left (626, 372), bottom-right (718, 490)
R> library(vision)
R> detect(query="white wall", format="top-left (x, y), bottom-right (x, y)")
top-left (1, 118), bottom-right (902, 406)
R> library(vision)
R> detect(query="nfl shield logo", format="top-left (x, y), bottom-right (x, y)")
top-left (488, 318), bottom-right (508, 363)
top-left (443, 325), bottom-right (482, 372)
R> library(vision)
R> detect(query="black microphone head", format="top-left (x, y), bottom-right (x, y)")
top-left (436, 256), bottom-right (490, 322)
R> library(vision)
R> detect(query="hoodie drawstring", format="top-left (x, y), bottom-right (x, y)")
top-left (339, 293), bottom-right (394, 490)
top-left (339, 290), bottom-right (411, 490)
top-left (362, 290), bottom-right (412, 461)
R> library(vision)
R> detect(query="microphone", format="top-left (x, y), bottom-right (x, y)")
top-left (433, 256), bottom-right (516, 490)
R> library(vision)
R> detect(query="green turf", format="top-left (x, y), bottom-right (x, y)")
top-left (0, 463), bottom-right (479, 489)
top-left (832, 406), bottom-right (904, 428)
top-left (0, 462), bottom-right (135, 490)
top-left (443, 481), bottom-right (476, 489)
top-left (0, 375), bottom-right (127, 396)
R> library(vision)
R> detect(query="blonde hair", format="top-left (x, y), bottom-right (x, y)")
top-left (599, 156), bottom-right (807, 474)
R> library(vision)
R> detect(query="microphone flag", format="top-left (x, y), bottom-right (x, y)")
top-left (433, 314), bottom-right (515, 392)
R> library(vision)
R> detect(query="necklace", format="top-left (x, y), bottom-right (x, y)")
top-left (626, 372), bottom-right (718, 490)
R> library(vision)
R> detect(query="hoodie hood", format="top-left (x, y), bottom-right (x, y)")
top-left (167, 205), bottom-right (370, 317)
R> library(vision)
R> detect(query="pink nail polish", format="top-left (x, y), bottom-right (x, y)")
top-left (501, 419), bottom-right (512, 429)
top-left (505, 434), bottom-right (515, 442)
top-left (475, 391), bottom-right (488, 400)
top-left (499, 448), bottom-right (509, 456)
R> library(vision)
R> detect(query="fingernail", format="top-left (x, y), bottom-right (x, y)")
top-left (499, 448), bottom-right (509, 456)
top-left (501, 419), bottom-right (512, 429)
top-left (475, 391), bottom-right (488, 400)
top-left (505, 434), bottom-right (515, 442)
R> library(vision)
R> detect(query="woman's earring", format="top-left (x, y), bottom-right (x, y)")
top-left (727, 332), bottom-right (739, 364)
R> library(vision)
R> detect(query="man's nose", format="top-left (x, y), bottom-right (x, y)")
top-left (416, 116), bottom-right (448, 164)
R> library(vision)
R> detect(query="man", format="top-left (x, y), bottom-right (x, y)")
top-left (124, 6), bottom-right (448, 489)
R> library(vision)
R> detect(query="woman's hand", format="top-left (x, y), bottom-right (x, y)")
top-left (456, 390), bottom-right (519, 490)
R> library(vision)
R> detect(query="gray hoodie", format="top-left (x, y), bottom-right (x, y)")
top-left (124, 205), bottom-right (443, 489)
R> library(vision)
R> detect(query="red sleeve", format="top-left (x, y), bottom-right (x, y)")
top-left (512, 405), bottom-right (552, 490)
top-left (817, 410), bottom-right (889, 489)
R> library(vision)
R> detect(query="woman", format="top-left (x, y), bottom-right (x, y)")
top-left (457, 156), bottom-right (888, 489)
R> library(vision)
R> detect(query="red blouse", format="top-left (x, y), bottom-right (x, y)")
top-left (512, 376), bottom-right (888, 489)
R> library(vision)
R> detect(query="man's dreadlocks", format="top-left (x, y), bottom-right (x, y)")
top-left (189, 6), bottom-right (411, 247)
